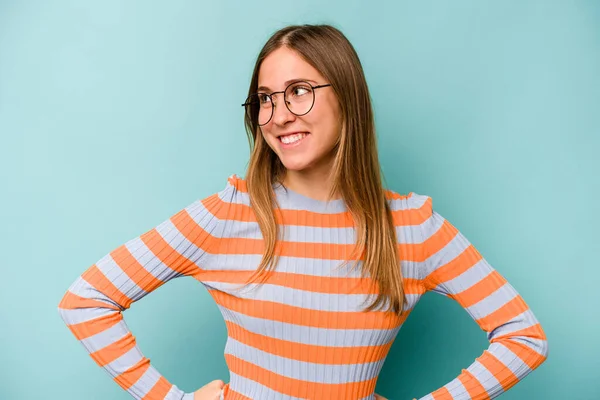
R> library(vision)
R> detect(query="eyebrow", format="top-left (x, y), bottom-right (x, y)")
top-left (257, 78), bottom-right (318, 93)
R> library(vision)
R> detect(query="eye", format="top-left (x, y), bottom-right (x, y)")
top-left (257, 93), bottom-right (271, 104)
top-left (290, 84), bottom-right (311, 97)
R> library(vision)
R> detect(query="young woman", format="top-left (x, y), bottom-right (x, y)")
top-left (58, 24), bottom-right (548, 400)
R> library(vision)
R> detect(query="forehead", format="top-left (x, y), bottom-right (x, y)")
top-left (257, 47), bottom-right (324, 90)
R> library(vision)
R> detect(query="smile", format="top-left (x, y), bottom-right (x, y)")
top-left (278, 132), bottom-right (309, 148)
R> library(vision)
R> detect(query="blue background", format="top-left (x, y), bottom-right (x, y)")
top-left (1, 1), bottom-right (598, 399)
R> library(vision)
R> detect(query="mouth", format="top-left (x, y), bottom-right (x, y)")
top-left (277, 132), bottom-right (310, 147)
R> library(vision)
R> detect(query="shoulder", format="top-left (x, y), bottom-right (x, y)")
top-left (225, 173), bottom-right (246, 193)
top-left (207, 173), bottom-right (247, 202)
top-left (384, 189), bottom-right (434, 222)
top-left (383, 189), bottom-right (450, 245)
top-left (189, 173), bottom-right (250, 222)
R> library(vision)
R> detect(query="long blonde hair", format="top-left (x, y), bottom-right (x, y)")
top-left (241, 24), bottom-right (407, 317)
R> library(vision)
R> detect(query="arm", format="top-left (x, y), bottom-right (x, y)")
top-left (57, 189), bottom-right (228, 400)
top-left (415, 195), bottom-right (548, 400)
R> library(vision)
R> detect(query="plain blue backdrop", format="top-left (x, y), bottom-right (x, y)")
top-left (1, 1), bottom-right (598, 399)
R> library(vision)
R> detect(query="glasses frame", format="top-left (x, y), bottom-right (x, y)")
top-left (242, 80), bottom-right (332, 126)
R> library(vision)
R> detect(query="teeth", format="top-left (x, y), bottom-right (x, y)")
top-left (280, 133), bottom-right (307, 144)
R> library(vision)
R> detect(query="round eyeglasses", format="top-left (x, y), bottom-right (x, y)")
top-left (242, 80), bottom-right (332, 126)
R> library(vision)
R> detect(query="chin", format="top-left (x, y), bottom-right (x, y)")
top-left (281, 163), bottom-right (309, 172)
top-left (280, 158), bottom-right (315, 172)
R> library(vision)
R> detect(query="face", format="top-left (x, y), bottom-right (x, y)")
top-left (257, 46), bottom-right (341, 178)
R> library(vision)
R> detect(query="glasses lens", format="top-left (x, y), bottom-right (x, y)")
top-left (245, 93), bottom-right (272, 126)
top-left (285, 82), bottom-right (314, 116)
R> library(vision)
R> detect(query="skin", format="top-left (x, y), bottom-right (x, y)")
top-left (193, 379), bottom-right (224, 400)
top-left (257, 46), bottom-right (342, 201)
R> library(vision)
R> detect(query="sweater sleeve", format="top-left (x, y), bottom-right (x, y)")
top-left (414, 194), bottom-right (549, 400)
top-left (57, 189), bottom-right (228, 400)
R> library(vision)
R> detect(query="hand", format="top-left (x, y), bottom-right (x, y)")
top-left (374, 393), bottom-right (387, 400)
top-left (193, 379), bottom-right (225, 400)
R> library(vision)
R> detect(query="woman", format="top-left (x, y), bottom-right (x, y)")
top-left (58, 24), bottom-right (548, 399)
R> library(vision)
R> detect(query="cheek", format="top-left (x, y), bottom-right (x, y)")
top-left (261, 127), bottom-right (284, 153)
top-left (312, 104), bottom-right (340, 139)
top-left (260, 127), bottom-right (274, 142)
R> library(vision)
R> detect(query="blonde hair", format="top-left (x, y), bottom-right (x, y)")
top-left (241, 24), bottom-right (407, 317)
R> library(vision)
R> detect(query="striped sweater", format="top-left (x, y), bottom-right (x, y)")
top-left (57, 173), bottom-right (548, 400)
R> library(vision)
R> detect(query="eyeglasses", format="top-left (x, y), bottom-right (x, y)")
top-left (242, 80), bottom-right (332, 126)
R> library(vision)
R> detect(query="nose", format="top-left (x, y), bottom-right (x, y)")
top-left (271, 94), bottom-right (296, 126)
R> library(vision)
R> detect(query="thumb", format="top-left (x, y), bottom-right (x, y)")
top-left (210, 379), bottom-right (225, 388)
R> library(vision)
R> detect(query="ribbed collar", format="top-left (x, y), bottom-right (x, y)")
top-left (271, 181), bottom-right (347, 214)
